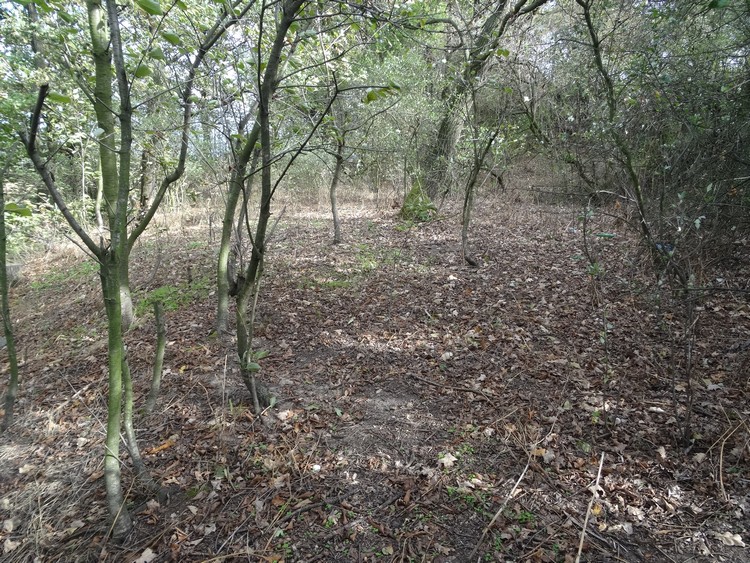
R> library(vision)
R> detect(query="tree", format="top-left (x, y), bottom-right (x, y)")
top-left (19, 0), bottom-right (244, 539)
top-left (419, 0), bottom-right (550, 200)
top-left (0, 158), bottom-right (27, 432)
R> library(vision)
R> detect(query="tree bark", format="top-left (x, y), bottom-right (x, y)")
top-left (145, 301), bottom-right (166, 414)
top-left (330, 138), bottom-right (344, 244)
top-left (233, 0), bottom-right (305, 409)
top-left (100, 253), bottom-right (132, 540)
top-left (217, 123), bottom-right (260, 333)
top-left (0, 167), bottom-right (21, 432)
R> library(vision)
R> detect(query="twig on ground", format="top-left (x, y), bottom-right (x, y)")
top-left (410, 372), bottom-right (494, 403)
top-left (468, 453), bottom-right (532, 561)
top-left (576, 451), bottom-right (605, 563)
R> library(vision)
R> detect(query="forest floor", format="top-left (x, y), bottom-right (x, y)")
top-left (1, 199), bottom-right (749, 563)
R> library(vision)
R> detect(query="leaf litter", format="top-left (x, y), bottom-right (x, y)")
top-left (0, 200), bottom-right (749, 561)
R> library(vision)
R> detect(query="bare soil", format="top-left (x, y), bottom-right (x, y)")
top-left (1, 200), bottom-right (749, 562)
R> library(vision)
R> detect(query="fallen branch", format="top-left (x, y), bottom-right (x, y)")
top-left (468, 453), bottom-right (531, 561)
top-left (410, 372), bottom-right (494, 404)
top-left (576, 451), bottom-right (605, 563)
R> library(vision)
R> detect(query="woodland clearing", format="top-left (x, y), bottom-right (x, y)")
top-left (1, 199), bottom-right (749, 563)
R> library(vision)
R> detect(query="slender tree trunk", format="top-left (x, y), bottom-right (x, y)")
top-left (330, 139), bottom-right (344, 244)
top-left (122, 354), bottom-right (160, 494)
top-left (100, 254), bottom-right (132, 539)
top-left (217, 123), bottom-right (260, 333)
top-left (138, 148), bottom-right (150, 209)
top-left (576, 0), bottom-right (654, 248)
top-left (145, 301), bottom-right (166, 414)
top-left (232, 0), bottom-right (305, 409)
top-left (461, 126), bottom-right (498, 267)
top-left (0, 169), bottom-right (21, 432)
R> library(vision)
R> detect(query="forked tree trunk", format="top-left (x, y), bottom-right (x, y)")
top-left (23, 0), bottom-right (240, 542)
top-left (217, 123), bottom-right (260, 333)
top-left (232, 0), bottom-right (305, 410)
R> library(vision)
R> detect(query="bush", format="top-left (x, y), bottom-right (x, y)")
top-left (399, 180), bottom-right (436, 223)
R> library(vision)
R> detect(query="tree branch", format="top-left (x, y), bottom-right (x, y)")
top-left (20, 86), bottom-right (102, 258)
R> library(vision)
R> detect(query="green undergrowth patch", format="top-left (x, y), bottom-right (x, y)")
top-left (399, 180), bottom-right (437, 223)
top-left (298, 243), bottom-right (406, 290)
top-left (30, 259), bottom-right (99, 291)
top-left (136, 275), bottom-right (212, 316)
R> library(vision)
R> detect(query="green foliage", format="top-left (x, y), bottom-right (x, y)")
top-left (136, 276), bottom-right (211, 316)
top-left (30, 259), bottom-right (98, 291)
top-left (135, 0), bottom-right (164, 16)
top-left (399, 180), bottom-right (436, 223)
top-left (4, 203), bottom-right (31, 217)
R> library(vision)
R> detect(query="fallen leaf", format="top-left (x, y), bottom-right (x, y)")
top-left (713, 531), bottom-right (745, 547)
top-left (3, 539), bottom-right (20, 553)
top-left (382, 545), bottom-right (394, 555)
top-left (435, 543), bottom-right (452, 555)
top-left (134, 548), bottom-right (156, 563)
top-left (438, 453), bottom-right (458, 469)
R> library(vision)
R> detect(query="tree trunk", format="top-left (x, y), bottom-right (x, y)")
top-left (145, 301), bottom-right (166, 414)
top-left (330, 139), bottom-right (344, 244)
top-left (217, 123), bottom-right (260, 333)
top-left (422, 106), bottom-right (462, 200)
top-left (421, 0), bottom-right (550, 199)
top-left (231, 0), bottom-right (305, 408)
top-left (0, 170), bottom-right (21, 432)
top-left (100, 253), bottom-right (132, 540)
top-left (461, 126), bottom-right (498, 267)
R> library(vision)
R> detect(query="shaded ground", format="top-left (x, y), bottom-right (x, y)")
top-left (1, 200), bottom-right (749, 562)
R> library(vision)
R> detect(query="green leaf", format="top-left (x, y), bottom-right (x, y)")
top-left (247, 362), bottom-right (261, 373)
top-left (496, 48), bottom-right (510, 57)
top-left (148, 47), bottom-right (165, 60)
top-left (708, 0), bottom-right (730, 8)
top-left (162, 32), bottom-right (182, 46)
top-left (47, 92), bottom-right (71, 104)
top-left (4, 203), bottom-right (32, 217)
top-left (58, 11), bottom-right (75, 24)
top-left (135, 0), bottom-right (164, 16)
top-left (364, 90), bottom-right (378, 104)
top-left (253, 349), bottom-right (270, 360)
top-left (33, 0), bottom-right (52, 13)
top-left (175, 0), bottom-right (187, 8)
top-left (134, 65), bottom-right (152, 78)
